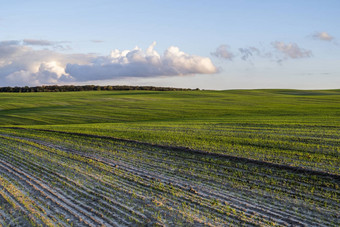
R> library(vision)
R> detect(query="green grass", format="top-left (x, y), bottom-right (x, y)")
top-left (0, 89), bottom-right (339, 226)
top-left (1, 89), bottom-right (340, 125)
top-left (1, 89), bottom-right (339, 174)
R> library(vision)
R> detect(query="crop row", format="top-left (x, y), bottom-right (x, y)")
top-left (0, 128), bottom-right (339, 226)
top-left (22, 120), bottom-right (339, 174)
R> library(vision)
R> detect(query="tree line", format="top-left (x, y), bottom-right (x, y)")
top-left (0, 85), bottom-right (199, 93)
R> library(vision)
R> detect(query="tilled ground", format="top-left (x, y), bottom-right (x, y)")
top-left (0, 129), bottom-right (339, 226)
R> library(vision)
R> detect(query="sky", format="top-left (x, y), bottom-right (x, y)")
top-left (0, 0), bottom-right (339, 89)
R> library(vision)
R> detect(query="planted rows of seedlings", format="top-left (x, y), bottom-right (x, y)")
top-left (41, 121), bottom-right (340, 174)
top-left (0, 128), bottom-right (339, 226)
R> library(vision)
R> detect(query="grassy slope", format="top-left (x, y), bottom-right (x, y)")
top-left (0, 89), bottom-right (340, 125)
top-left (0, 89), bottom-right (339, 174)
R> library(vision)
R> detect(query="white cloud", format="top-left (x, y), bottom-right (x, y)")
top-left (0, 41), bottom-right (217, 86)
top-left (65, 42), bottom-right (217, 81)
top-left (211, 45), bottom-right (234, 60)
top-left (312, 32), bottom-right (334, 41)
top-left (272, 42), bottom-right (312, 59)
top-left (0, 41), bottom-right (93, 86)
top-left (6, 61), bottom-right (73, 85)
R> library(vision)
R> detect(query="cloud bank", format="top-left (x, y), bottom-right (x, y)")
top-left (0, 41), bottom-right (217, 86)
top-left (0, 41), bottom-right (93, 86)
top-left (66, 42), bottom-right (217, 81)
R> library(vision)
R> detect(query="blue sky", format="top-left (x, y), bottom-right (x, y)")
top-left (0, 0), bottom-right (339, 89)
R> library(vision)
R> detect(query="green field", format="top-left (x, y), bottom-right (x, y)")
top-left (0, 90), bottom-right (339, 226)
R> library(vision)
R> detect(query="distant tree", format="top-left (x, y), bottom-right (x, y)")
top-left (0, 85), bottom-right (194, 92)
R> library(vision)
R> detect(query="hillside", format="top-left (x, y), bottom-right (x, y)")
top-left (0, 89), bottom-right (339, 226)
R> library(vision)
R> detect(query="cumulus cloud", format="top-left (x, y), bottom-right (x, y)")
top-left (5, 63), bottom-right (64, 85)
top-left (0, 40), bottom-right (94, 86)
top-left (272, 42), bottom-right (312, 60)
top-left (0, 41), bottom-right (217, 86)
top-left (65, 42), bottom-right (217, 81)
top-left (211, 45), bottom-right (234, 60)
top-left (312, 32), bottom-right (334, 41)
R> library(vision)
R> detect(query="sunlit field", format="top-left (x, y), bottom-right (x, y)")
top-left (0, 89), bottom-right (339, 226)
